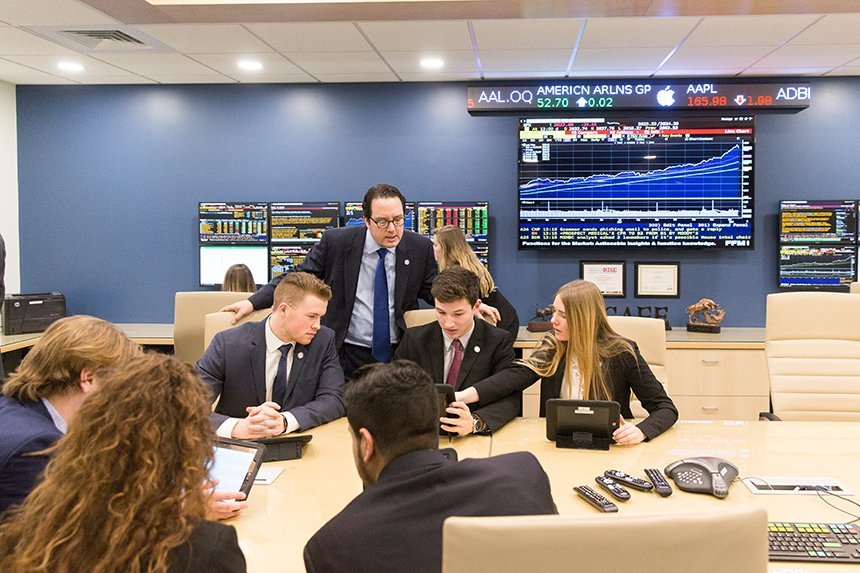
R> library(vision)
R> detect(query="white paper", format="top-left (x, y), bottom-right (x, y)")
top-left (253, 466), bottom-right (285, 485)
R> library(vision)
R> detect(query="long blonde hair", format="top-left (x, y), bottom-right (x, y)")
top-left (2, 315), bottom-right (141, 401)
top-left (222, 263), bottom-right (256, 293)
top-left (433, 225), bottom-right (494, 297)
top-left (0, 354), bottom-right (214, 573)
top-left (520, 280), bottom-right (633, 400)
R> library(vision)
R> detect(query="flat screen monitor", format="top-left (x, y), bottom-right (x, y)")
top-left (471, 244), bottom-right (489, 269)
top-left (779, 200), bottom-right (857, 244)
top-left (518, 116), bottom-right (754, 248)
top-left (343, 201), bottom-right (416, 231)
top-left (416, 201), bottom-right (489, 243)
top-left (200, 245), bottom-right (269, 287)
top-left (199, 202), bottom-right (268, 244)
top-left (778, 244), bottom-right (857, 291)
top-left (270, 202), bottom-right (339, 243)
top-left (270, 244), bottom-right (312, 279)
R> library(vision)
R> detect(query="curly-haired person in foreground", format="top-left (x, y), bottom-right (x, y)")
top-left (0, 353), bottom-right (247, 573)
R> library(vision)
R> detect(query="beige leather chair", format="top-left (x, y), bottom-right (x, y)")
top-left (203, 309), bottom-right (271, 353)
top-left (442, 507), bottom-right (768, 573)
top-left (851, 282), bottom-right (860, 294)
top-left (404, 308), bottom-right (437, 328)
top-left (765, 291), bottom-right (860, 421)
top-left (606, 315), bottom-right (669, 418)
top-left (173, 291), bottom-right (254, 364)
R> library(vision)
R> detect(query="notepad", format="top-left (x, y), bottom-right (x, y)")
top-left (253, 466), bottom-right (285, 485)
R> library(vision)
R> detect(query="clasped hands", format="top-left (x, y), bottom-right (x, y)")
top-left (232, 401), bottom-right (286, 439)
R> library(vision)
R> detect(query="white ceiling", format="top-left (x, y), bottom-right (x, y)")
top-left (0, 0), bottom-right (858, 85)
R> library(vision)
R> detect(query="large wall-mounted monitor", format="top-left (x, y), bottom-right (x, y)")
top-left (270, 244), bottom-right (312, 279)
top-left (779, 200), bottom-right (857, 244)
top-left (270, 202), bottom-right (339, 243)
top-left (343, 201), bottom-right (416, 231)
top-left (517, 116), bottom-right (754, 248)
top-left (778, 244), bottom-right (857, 291)
top-left (199, 245), bottom-right (269, 287)
top-left (417, 201), bottom-right (489, 243)
top-left (199, 202), bottom-right (268, 244)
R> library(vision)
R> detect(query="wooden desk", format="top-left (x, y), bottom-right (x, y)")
top-left (514, 327), bottom-right (770, 420)
top-left (233, 418), bottom-right (860, 573)
top-left (0, 323), bottom-right (174, 353)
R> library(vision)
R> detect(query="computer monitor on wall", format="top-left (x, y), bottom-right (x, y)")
top-left (200, 245), bottom-right (269, 288)
top-left (778, 244), bottom-right (857, 291)
top-left (199, 202), bottom-right (269, 244)
top-left (270, 202), bottom-right (340, 243)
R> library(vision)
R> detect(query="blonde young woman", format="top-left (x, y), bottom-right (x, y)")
top-left (458, 280), bottom-right (677, 444)
top-left (222, 263), bottom-right (256, 293)
top-left (0, 353), bottom-right (247, 573)
top-left (432, 225), bottom-right (519, 339)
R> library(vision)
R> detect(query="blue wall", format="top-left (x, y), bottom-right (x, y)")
top-left (15, 77), bottom-right (860, 326)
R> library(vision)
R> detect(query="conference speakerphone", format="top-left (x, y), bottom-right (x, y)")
top-left (768, 522), bottom-right (860, 563)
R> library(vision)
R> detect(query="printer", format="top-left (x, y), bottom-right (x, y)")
top-left (2, 292), bottom-right (66, 335)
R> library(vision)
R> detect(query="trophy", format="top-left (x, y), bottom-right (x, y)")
top-left (686, 298), bottom-right (725, 333)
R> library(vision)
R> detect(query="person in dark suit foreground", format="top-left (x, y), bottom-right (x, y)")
top-left (459, 279), bottom-right (678, 443)
top-left (0, 316), bottom-right (140, 514)
top-left (0, 353), bottom-right (247, 573)
top-left (197, 272), bottom-right (345, 439)
top-left (394, 266), bottom-right (520, 435)
top-left (303, 361), bottom-right (557, 573)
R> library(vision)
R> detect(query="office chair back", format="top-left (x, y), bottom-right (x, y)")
top-left (765, 291), bottom-right (860, 421)
top-left (173, 291), bottom-right (254, 364)
top-left (404, 308), bottom-right (437, 328)
top-left (606, 315), bottom-right (669, 418)
top-left (851, 282), bottom-right (860, 294)
top-left (442, 507), bottom-right (768, 573)
top-left (203, 309), bottom-right (270, 353)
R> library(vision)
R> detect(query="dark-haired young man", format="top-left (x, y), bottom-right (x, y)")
top-left (220, 184), bottom-right (437, 377)
top-left (303, 361), bottom-right (557, 573)
top-left (393, 266), bottom-right (521, 435)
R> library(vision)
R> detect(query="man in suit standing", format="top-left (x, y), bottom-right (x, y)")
top-left (394, 266), bottom-right (520, 435)
top-left (303, 360), bottom-right (557, 573)
top-left (221, 184), bottom-right (497, 378)
top-left (197, 272), bottom-right (345, 439)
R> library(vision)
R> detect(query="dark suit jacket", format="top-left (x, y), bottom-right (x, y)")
top-left (196, 320), bottom-right (345, 432)
top-left (393, 319), bottom-right (519, 432)
top-left (303, 449), bottom-right (557, 573)
top-left (168, 520), bottom-right (246, 573)
top-left (248, 226), bottom-right (437, 348)
top-left (483, 288), bottom-right (519, 341)
top-left (0, 395), bottom-right (62, 514)
top-left (471, 340), bottom-right (678, 440)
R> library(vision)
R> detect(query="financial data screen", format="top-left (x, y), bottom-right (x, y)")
top-left (199, 202), bottom-right (268, 244)
top-left (270, 202), bottom-right (339, 243)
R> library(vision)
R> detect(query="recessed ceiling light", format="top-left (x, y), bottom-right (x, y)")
top-left (57, 61), bottom-right (84, 73)
top-left (237, 60), bottom-right (263, 71)
top-left (420, 57), bottom-right (444, 70)
top-left (643, 155), bottom-right (657, 160)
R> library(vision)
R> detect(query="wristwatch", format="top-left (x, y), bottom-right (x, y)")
top-left (471, 414), bottom-right (487, 434)
top-left (279, 413), bottom-right (288, 435)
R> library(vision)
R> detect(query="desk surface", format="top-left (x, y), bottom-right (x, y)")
top-left (0, 323), bottom-right (174, 353)
top-left (233, 418), bottom-right (860, 573)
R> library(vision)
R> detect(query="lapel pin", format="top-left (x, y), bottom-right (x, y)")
top-left (297, 352), bottom-right (304, 359)
top-left (474, 346), bottom-right (480, 353)
top-left (404, 259), bottom-right (410, 265)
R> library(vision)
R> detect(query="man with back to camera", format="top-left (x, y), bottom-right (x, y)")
top-left (197, 272), bottom-right (345, 439)
top-left (220, 183), bottom-right (500, 378)
top-left (393, 266), bottom-right (521, 436)
top-left (303, 360), bottom-right (558, 573)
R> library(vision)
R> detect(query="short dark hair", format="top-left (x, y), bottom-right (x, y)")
top-left (345, 360), bottom-right (438, 459)
top-left (362, 183), bottom-right (406, 220)
top-left (431, 266), bottom-right (480, 306)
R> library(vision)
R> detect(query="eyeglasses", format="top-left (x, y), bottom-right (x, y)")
top-left (370, 216), bottom-right (406, 229)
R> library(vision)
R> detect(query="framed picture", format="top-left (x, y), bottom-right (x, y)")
top-left (635, 262), bottom-right (680, 298)
top-left (580, 261), bottom-right (625, 298)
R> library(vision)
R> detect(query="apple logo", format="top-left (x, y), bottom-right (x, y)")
top-left (657, 86), bottom-right (675, 106)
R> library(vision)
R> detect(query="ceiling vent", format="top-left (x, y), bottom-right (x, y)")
top-left (27, 26), bottom-right (172, 54)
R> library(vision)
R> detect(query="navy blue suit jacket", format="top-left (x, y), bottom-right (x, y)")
top-left (304, 449), bottom-right (557, 573)
top-left (248, 226), bottom-right (436, 349)
top-left (196, 320), bottom-right (345, 432)
top-left (0, 395), bottom-right (62, 514)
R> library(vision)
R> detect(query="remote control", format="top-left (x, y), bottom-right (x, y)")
top-left (644, 468), bottom-right (673, 497)
top-left (574, 485), bottom-right (618, 513)
top-left (594, 476), bottom-right (631, 501)
top-left (604, 470), bottom-right (653, 491)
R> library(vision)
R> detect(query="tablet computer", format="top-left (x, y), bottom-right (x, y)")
top-left (545, 399), bottom-right (621, 449)
top-left (435, 384), bottom-right (455, 436)
top-left (211, 438), bottom-right (266, 496)
top-left (254, 434), bottom-right (313, 462)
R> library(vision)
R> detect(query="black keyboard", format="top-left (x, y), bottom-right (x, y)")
top-left (768, 522), bottom-right (860, 563)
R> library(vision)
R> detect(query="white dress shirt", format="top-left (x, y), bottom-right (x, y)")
top-left (344, 230), bottom-right (396, 348)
